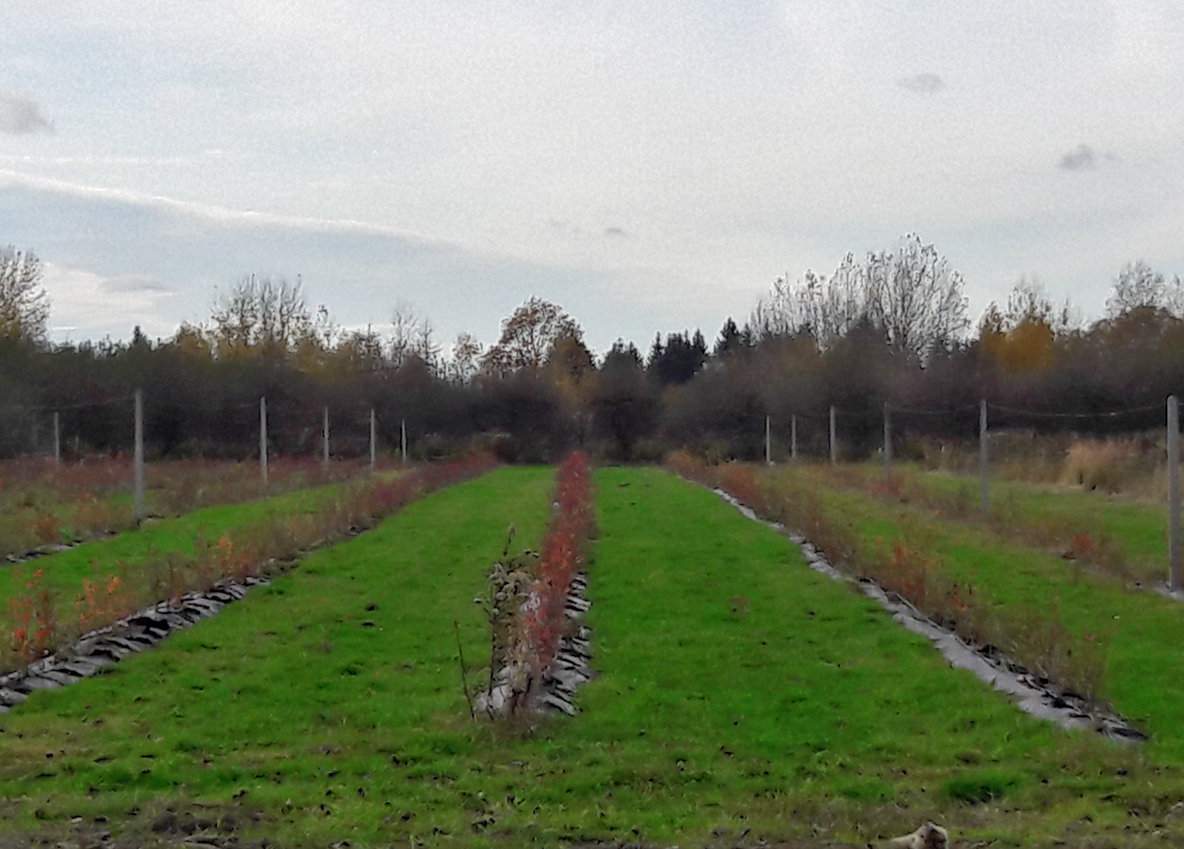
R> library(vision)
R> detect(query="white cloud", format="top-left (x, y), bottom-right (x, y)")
top-left (0, 0), bottom-right (1182, 345)
top-left (39, 263), bottom-right (178, 341)
top-left (0, 170), bottom-right (444, 244)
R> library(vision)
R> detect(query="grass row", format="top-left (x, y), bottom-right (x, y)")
top-left (4, 467), bottom-right (1180, 847)
top-left (761, 463), bottom-right (1184, 760)
top-left (0, 457), bottom-right (369, 560)
top-left (0, 468), bottom-right (555, 847)
top-left (0, 467), bottom-right (432, 673)
top-left (0, 476), bottom-right (359, 615)
top-left (834, 461), bottom-right (1171, 585)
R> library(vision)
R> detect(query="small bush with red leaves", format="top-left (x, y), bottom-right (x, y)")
top-left (481, 452), bottom-right (596, 717)
top-left (524, 451), bottom-right (595, 675)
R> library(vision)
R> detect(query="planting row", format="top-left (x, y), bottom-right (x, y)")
top-left (0, 455), bottom-right (370, 562)
top-left (668, 453), bottom-right (1184, 758)
top-left (831, 461), bottom-right (1170, 588)
top-left (476, 450), bottom-right (596, 717)
top-left (1, 455), bottom-right (496, 676)
top-left (708, 485), bottom-right (1141, 739)
top-left (1, 577), bottom-right (268, 713)
top-left (0, 468), bottom-right (558, 848)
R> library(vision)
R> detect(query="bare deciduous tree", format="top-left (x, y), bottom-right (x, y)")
top-left (866, 234), bottom-right (968, 360)
top-left (448, 332), bottom-right (483, 383)
top-left (0, 246), bottom-right (49, 344)
top-left (1107, 260), bottom-right (1167, 317)
top-left (750, 235), bottom-right (968, 360)
top-left (388, 301), bottom-right (441, 373)
top-left (210, 274), bottom-right (326, 356)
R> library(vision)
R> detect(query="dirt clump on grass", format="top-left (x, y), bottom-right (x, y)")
top-left (0, 803), bottom-right (270, 849)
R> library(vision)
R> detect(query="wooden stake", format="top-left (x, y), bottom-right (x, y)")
top-left (260, 396), bottom-right (269, 487)
top-left (979, 399), bottom-right (990, 512)
top-left (133, 390), bottom-right (145, 523)
top-left (1170, 395), bottom-right (1181, 591)
top-left (369, 407), bottom-right (377, 470)
top-left (829, 405), bottom-right (837, 465)
top-left (322, 405), bottom-right (330, 467)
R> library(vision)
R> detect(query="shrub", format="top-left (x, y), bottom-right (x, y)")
top-left (76, 573), bottom-right (137, 633)
top-left (482, 451), bottom-right (595, 716)
top-left (526, 451), bottom-right (594, 673)
top-left (31, 512), bottom-right (61, 546)
top-left (8, 568), bottom-right (56, 663)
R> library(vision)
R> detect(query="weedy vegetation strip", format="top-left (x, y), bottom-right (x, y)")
top-left (0, 456), bottom-right (368, 562)
top-left (828, 462), bottom-right (1171, 588)
top-left (0, 454), bottom-right (496, 677)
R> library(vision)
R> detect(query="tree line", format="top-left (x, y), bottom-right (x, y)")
top-left (2, 237), bottom-right (1183, 461)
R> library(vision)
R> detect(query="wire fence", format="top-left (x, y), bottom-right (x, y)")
top-left (1, 393), bottom-right (410, 463)
top-left (758, 394), bottom-right (1184, 592)
top-left (0, 390), bottom-right (412, 524)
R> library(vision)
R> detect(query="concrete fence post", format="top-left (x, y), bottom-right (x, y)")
top-left (883, 402), bottom-right (892, 469)
top-left (790, 414), bottom-right (798, 462)
top-left (829, 405), bottom-right (837, 465)
top-left (765, 415), bottom-right (772, 465)
top-left (133, 389), bottom-right (145, 523)
top-left (979, 399), bottom-right (990, 512)
top-left (369, 407), bottom-right (377, 471)
top-left (322, 406), bottom-right (330, 467)
top-left (52, 411), bottom-right (61, 466)
top-left (1169, 395), bottom-right (1181, 591)
top-left (259, 396), bottom-right (269, 487)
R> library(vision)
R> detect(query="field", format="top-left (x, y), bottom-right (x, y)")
top-left (829, 461), bottom-right (1171, 585)
top-left (0, 456), bottom-right (368, 561)
top-left (3, 462), bottom-right (1184, 847)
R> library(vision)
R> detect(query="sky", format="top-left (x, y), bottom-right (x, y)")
top-left (1, 1), bottom-right (1183, 355)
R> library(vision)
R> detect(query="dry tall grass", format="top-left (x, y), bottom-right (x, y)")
top-left (915, 431), bottom-right (1171, 499)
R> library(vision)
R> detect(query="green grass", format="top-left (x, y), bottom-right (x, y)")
top-left (0, 458), bottom-right (370, 560)
top-left (770, 465), bottom-right (1184, 761)
top-left (0, 474), bottom-right (382, 632)
top-left (844, 462), bottom-right (1171, 584)
top-left (3, 467), bottom-right (1178, 847)
top-left (0, 467), bottom-right (555, 847)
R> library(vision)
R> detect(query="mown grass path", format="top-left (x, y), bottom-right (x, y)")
top-left (0, 467), bottom-right (1174, 848)
top-left (577, 469), bottom-right (1158, 847)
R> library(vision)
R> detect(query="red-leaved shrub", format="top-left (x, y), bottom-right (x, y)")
top-left (523, 451), bottom-right (595, 675)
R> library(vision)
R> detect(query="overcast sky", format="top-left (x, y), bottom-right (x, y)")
top-left (2, 1), bottom-right (1182, 354)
